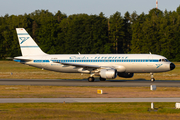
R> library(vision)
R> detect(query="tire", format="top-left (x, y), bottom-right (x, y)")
top-left (151, 78), bottom-right (155, 82)
top-left (88, 77), bottom-right (95, 82)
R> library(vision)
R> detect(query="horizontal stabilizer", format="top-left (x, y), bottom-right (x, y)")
top-left (14, 56), bottom-right (32, 62)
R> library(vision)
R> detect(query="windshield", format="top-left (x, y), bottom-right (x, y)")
top-left (159, 59), bottom-right (169, 62)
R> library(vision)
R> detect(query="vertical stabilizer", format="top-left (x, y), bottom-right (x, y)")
top-left (16, 28), bottom-right (47, 56)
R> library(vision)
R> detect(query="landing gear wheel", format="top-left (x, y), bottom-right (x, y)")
top-left (100, 77), bottom-right (106, 81)
top-left (88, 77), bottom-right (95, 82)
top-left (151, 78), bottom-right (155, 82)
top-left (150, 73), bottom-right (155, 82)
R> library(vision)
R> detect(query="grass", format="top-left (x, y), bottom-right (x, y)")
top-left (0, 103), bottom-right (180, 120)
top-left (1, 85), bottom-right (180, 98)
top-left (0, 61), bottom-right (180, 80)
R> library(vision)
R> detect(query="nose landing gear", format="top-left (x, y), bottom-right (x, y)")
top-left (150, 73), bottom-right (155, 82)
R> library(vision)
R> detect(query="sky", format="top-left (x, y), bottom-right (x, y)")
top-left (1, 0), bottom-right (180, 17)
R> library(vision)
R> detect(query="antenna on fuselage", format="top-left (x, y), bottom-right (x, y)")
top-left (149, 52), bottom-right (152, 54)
top-left (78, 52), bottom-right (81, 55)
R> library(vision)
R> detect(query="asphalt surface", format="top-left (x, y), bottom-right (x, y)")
top-left (0, 98), bottom-right (180, 103)
top-left (0, 79), bottom-right (180, 87)
top-left (1, 79), bottom-right (180, 103)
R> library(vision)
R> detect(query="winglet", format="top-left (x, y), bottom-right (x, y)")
top-left (16, 28), bottom-right (47, 56)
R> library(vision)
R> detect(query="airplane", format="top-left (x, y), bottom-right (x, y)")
top-left (14, 28), bottom-right (175, 82)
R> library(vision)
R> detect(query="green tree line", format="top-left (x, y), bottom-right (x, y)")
top-left (0, 6), bottom-right (180, 61)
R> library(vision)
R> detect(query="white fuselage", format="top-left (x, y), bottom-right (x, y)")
top-left (15, 54), bottom-right (172, 74)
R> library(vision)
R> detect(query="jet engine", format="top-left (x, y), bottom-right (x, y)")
top-left (100, 69), bottom-right (117, 79)
top-left (117, 72), bottom-right (134, 78)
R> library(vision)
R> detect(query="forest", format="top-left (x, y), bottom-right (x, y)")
top-left (0, 6), bottom-right (180, 61)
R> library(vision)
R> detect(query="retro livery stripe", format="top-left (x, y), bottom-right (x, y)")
top-left (33, 59), bottom-right (159, 63)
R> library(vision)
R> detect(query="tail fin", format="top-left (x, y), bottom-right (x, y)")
top-left (16, 28), bottom-right (47, 56)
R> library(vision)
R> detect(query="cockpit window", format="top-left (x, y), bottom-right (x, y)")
top-left (159, 59), bottom-right (169, 62)
top-left (165, 59), bottom-right (169, 62)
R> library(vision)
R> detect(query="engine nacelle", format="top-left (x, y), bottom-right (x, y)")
top-left (117, 72), bottom-right (134, 78)
top-left (100, 69), bottom-right (117, 79)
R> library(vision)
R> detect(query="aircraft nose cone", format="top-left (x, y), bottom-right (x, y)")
top-left (170, 63), bottom-right (175, 70)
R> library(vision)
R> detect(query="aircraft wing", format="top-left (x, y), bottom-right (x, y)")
top-left (53, 61), bottom-right (101, 70)
top-left (53, 61), bottom-right (124, 72)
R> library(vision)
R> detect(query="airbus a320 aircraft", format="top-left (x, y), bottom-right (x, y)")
top-left (14, 28), bottom-right (175, 82)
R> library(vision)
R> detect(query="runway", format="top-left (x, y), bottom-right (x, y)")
top-left (0, 98), bottom-right (180, 103)
top-left (1, 79), bottom-right (180, 103)
top-left (0, 79), bottom-right (180, 87)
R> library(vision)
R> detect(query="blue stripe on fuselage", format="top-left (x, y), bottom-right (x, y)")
top-left (34, 60), bottom-right (50, 63)
top-left (33, 59), bottom-right (159, 63)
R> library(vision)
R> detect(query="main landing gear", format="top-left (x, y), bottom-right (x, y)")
top-left (88, 77), bottom-right (95, 82)
top-left (88, 73), bottom-right (107, 82)
top-left (88, 77), bottom-right (106, 82)
top-left (88, 73), bottom-right (95, 82)
top-left (150, 73), bottom-right (155, 82)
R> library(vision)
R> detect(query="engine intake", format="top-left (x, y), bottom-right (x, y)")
top-left (100, 69), bottom-right (117, 79)
top-left (117, 72), bottom-right (134, 78)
